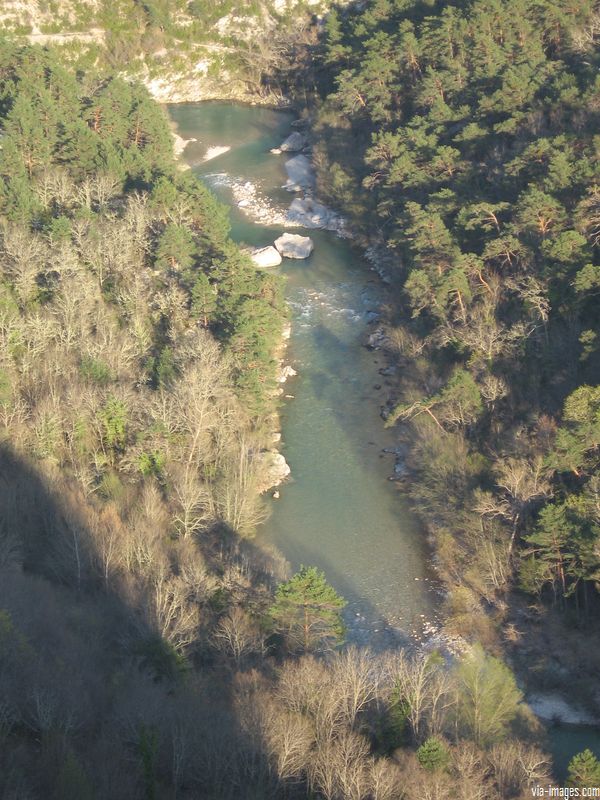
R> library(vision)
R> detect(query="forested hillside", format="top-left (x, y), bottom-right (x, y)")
top-left (0, 32), bottom-right (579, 800)
top-left (313, 0), bottom-right (600, 698)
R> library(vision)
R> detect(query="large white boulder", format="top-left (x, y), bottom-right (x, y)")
top-left (280, 131), bottom-right (306, 152)
top-left (250, 246), bottom-right (282, 268)
top-left (274, 233), bottom-right (314, 259)
top-left (284, 154), bottom-right (315, 192)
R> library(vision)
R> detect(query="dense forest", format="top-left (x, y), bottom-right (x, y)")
top-left (2, 0), bottom-right (600, 796)
top-left (309, 0), bottom-right (600, 710)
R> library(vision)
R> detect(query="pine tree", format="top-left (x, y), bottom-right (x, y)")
top-left (417, 737), bottom-right (450, 771)
top-left (191, 272), bottom-right (216, 328)
top-left (155, 223), bottom-right (196, 272)
top-left (568, 749), bottom-right (600, 788)
top-left (268, 566), bottom-right (346, 653)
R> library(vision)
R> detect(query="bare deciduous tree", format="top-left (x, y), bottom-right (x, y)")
top-left (212, 606), bottom-right (265, 666)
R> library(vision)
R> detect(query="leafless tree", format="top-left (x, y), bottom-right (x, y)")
top-left (488, 740), bottom-right (550, 797)
top-left (262, 701), bottom-right (313, 783)
top-left (212, 606), bottom-right (265, 666)
top-left (309, 730), bottom-right (371, 800)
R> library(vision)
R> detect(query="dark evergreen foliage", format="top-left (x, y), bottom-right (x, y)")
top-left (313, 0), bottom-right (600, 622)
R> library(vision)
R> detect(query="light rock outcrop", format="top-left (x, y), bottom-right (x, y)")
top-left (250, 246), bottom-right (283, 268)
top-left (274, 233), bottom-right (314, 259)
top-left (257, 450), bottom-right (291, 493)
top-left (280, 131), bottom-right (306, 152)
top-left (172, 132), bottom-right (196, 156)
top-left (284, 155), bottom-right (315, 192)
top-left (278, 365), bottom-right (297, 382)
top-left (528, 692), bottom-right (599, 725)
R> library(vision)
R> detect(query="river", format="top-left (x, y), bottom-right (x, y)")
top-left (169, 101), bottom-right (438, 648)
top-left (168, 101), bottom-right (600, 773)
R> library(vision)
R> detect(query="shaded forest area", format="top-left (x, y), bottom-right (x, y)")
top-left (304, 0), bottom-right (600, 709)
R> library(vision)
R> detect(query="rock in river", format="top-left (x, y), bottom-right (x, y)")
top-left (250, 245), bottom-right (282, 268)
top-left (286, 197), bottom-right (331, 229)
top-left (284, 154), bottom-right (315, 192)
top-left (274, 233), bottom-right (314, 259)
top-left (280, 131), bottom-right (306, 152)
top-left (278, 365), bottom-right (297, 383)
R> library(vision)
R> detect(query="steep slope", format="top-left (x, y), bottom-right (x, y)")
top-left (0, 0), bottom-right (341, 102)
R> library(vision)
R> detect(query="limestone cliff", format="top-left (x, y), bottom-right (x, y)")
top-left (0, 0), bottom-right (341, 103)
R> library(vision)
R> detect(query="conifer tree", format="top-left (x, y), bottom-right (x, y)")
top-left (268, 566), bottom-right (346, 653)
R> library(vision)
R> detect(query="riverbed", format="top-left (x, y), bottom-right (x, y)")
top-left (169, 101), bottom-right (439, 647)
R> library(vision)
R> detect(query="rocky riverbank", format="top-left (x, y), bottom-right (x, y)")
top-left (169, 120), bottom-right (301, 497)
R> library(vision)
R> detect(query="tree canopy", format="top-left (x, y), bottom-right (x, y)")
top-left (268, 566), bottom-right (346, 653)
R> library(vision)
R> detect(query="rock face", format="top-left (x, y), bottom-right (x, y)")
top-left (286, 197), bottom-right (331, 228)
top-left (257, 450), bottom-right (291, 493)
top-left (284, 155), bottom-right (315, 192)
top-left (250, 246), bottom-right (283, 268)
top-left (274, 233), bottom-right (314, 259)
top-left (280, 131), bottom-right (306, 152)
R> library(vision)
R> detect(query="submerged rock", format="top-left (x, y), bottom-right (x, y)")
top-left (250, 245), bottom-right (282, 268)
top-left (274, 233), bottom-right (314, 259)
top-left (286, 197), bottom-right (331, 228)
top-left (203, 145), bottom-right (231, 162)
top-left (280, 131), bottom-right (306, 152)
top-left (393, 460), bottom-right (409, 478)
top-left (284, 154), bottom-right (315, 192)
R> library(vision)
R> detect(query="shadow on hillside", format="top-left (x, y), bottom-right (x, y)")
top-left (0, 444), bottom-right (289, 800)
